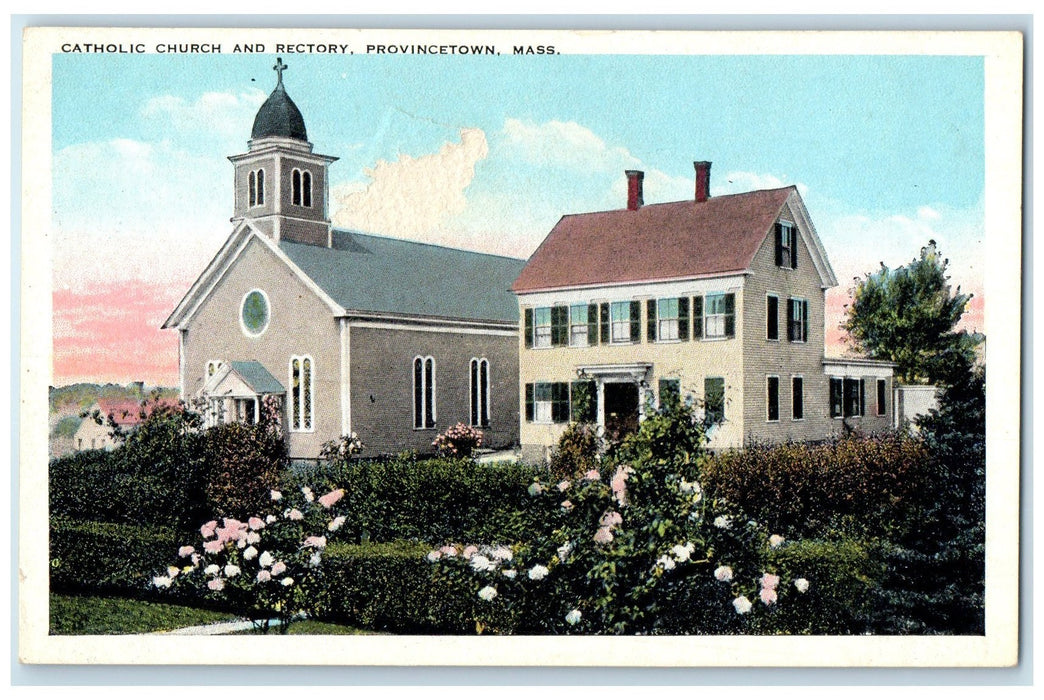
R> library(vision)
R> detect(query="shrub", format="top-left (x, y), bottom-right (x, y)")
top-left (548, 422), bottom-right (601, 480)
top-left (428, 401), bottom-right (815, 634)
top-left (289, 455), bottom-right (542, 544)
top-left (702, 433), bottom-right (931, 540)
top-left (431, 423), bottom-right (483, 458)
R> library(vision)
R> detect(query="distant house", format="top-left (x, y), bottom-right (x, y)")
top-left (72, 398), bottom-right (167, 451)
top-left (163, 60), bottom-right (524, 458)
top-left (512, 164), bottom-right (895, 459)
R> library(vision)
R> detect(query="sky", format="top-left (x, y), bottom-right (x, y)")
top-left (49, 50), bottom-right (986, 387)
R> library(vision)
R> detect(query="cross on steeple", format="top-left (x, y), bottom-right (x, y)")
top-left (273, 57), bottom-right (287, 88)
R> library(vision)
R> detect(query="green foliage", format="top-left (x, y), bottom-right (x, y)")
top-left (871, 368), bottom-right (986, 634)
top-left (429, 401), bottom-right (813, 634)
top-left (843, 241), bottom-right (981, 385)
top-left (201, 397), bottom-right (286, 519)
top-left (702, 433), bottom-right (931, 540)
top-left (50, 593), bottom-right (236, 635)
top-left (52, 415), bottom-right (83, 439)
top-left (293, 455), bottom-right (542, 544)
top-left (548, 421), bottom-right (601, 480)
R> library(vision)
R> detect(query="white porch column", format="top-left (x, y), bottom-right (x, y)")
top-left (596, 379), bottom-right (606, 436)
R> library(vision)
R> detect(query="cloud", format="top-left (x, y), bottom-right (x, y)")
top-left (716, 170), bottom-right (810, 198)
top-left (141, 89), bottom-right (267, 139)
top-left (330, 128), bottom-right (489, 244)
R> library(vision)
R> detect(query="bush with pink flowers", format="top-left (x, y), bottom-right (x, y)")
top-left (432, 423), bottom-right (483, 458)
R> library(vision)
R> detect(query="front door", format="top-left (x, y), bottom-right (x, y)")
top-left (603, 382), bottom-right (640, 441)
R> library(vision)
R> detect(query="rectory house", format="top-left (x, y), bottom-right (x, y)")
top-left (511, 165), bottom-right (894, 460)
top-left (163, 60), bottom-right (524, 459)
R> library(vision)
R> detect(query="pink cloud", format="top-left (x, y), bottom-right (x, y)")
top-left (53, 281), bottom-right (184, 387)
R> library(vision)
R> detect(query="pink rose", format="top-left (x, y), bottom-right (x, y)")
top-left (256, 569), bottom-right (271, 582)
top-left (593, 526), bottom-right (614, 544)
top-left (557, 480), bottom-right (570, 492)
top-left (207, 578), bottom-right (225, 591)
top-left (200, 520), bottom-right (217, 538)
top-left (248, 517), bottom-right (266, 530)
top-left (303, 535), bottom-right (327, 549)
top-left (583, 469), bottom-right (601, 481)
top-left (760, 573), bottom-right (780, 590)
top-left (318, 488), bottom-right (345, 509)
top-left (178, 546), bottom-right (195, 558)
top-left (288, 509), bottom-right (304, 521)
top-left (760, 587), bottom-right (778, 606)
top-left (271, 561), bottom-right (287, 576)
top-left (203, 539), bottom-right (224, 554)
top-left (462, 545), bottom-right (479, 559)
top-left (599, 510), bottom-right (623, 528)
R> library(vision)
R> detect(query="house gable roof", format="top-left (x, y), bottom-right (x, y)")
top-left (280, 230), bottom-right (527, 323)
top-left (512, 186), bottom-right (836, 293)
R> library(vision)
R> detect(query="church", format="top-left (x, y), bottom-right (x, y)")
top-left (163, 59), bottom-right (525, 459)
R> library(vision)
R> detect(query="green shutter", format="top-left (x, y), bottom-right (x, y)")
top-left (552, 382), bottom-right (570, 423)
top-left (786, 298), bottom-right (795, 342)
top-left (599, 303), bottom-right (610, 344)
top-left (587, 303), bottom-right (598, 345)
top-left (630, 301), bottom-right (641, 341)
top-left (678, 297), bottom-right (689, 341)
top-left (551, 305), bottom-right (568, 347)
top-left (792, 227), bottom-right (799, 269)
top-left (524, 308), bottom-right (533, 349)
top-left (524, 383), bottom-right (534, 422)
top-left (692, 296), bottom-right (703, 339)
top-left (724, 293), bottom-right (735, 338)
top-left (647, 299), bottom-right (657, 342)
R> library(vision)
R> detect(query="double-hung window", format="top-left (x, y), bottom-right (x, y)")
top-left (792, 376), bottom-right (804, 420)
top-left (569, 304), bottom-right (590, 347)
top-left (704, 377), bottom-right (725, 426)
top-left (766, 295), bottom-right (779, 341)
top-left (776, 221), bottom-right (797, 269)
top-left (525, 382), bottom-right (569, 423)
top-left (787, 298), bottom-right (809, 343)
top-left (532, 307), bottom-right (552, 348)
top-left (830, 377), bottom-right (865, 418)
top-left (610, 301), bottom-right (638, 343)
top-left (766, 376), bottom-right (780, 422)
top-left (657, 298), bottom-right (680, 340)
top-left (704, 293), bottom-right (735, 339)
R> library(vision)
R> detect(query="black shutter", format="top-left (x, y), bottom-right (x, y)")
top-left (587, 303), bottom-right (598, 346)
top-left (524, 308), bottom-right (533, 349)
top-left (830, 378), bottom-right (843, 418)
top-left (552, 383), bottom-right (570, 423)
top-left (791, 227), bottom-right (799, 269)
top-left (692, 296), bottom-right (703, 339)
top-left (859, 379), bottom-right (866, 417)
top-left (524, 383), bottom-right (534, 422)
top-left (647, 299), bottom-right (657, 342)
top-left (630, 301), bottom-right (641, 341)
top-left (802, 300), bottom-right (809, 342)
top-left (774, 222), bottom-right (783, 267)
top-left (786, 298), bottom-right (795, 342)
top-left (767, 377), bottom-right (779, 421)
top-left (551, 305), bottom-right (568, 347)
top-left (678, 297), bottom-right (690, 341)
top-left (599, 303), bottom-right (610, 344)
top-left (724, 293), bottom-right (735, 338)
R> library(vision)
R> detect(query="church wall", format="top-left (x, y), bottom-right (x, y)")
top-left (182, 236), bottom-right (343, 459)
top-left (348, 325), bottom-right (520, 456)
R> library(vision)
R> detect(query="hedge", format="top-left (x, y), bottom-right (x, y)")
top-left (702, 433), bottom-right (931, 540)
top-left (288, 456), bottom-right (545, 545)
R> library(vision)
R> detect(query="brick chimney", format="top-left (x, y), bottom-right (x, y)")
top-left (626, 170), bottom-right (644, 211)
top-left (694, 161), bottom-right (712, 203)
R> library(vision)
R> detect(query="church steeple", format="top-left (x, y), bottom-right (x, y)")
top-left (229, 58), bottom-right (338, 247)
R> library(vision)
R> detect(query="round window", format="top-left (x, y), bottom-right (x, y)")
top-left (241, 289), bottom-right (270, 336)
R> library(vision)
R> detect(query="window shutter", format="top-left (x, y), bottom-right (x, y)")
top-left (859, 379), bottom-right (866, 416)
top-left (692, 295), bottom-right (703, 339)
top-left (724, 293), bottom-right (736, 338)
top-left (524, 308), bottom-right (533, 349)
top-left (647, 299), bottom-right (657, 342)
top-left (587, 303), bottom-right (599, 345)
top-left (801, 300), bottom-right (809, 342)
top-left (791, 227), bottom-right (799, 269)
top-left (786, 298), bottom-right (795, 342)
top-left (630, 301), bottom-right (641, 341)
top-left (678, 296), bottom-right (690, 340)
top-left (552, 382), bottom-right (570, 423)
top-left (599, 303), bottom-right (610, 344)
top-left (524, 383), bottom-right (534, 422)
top-left (551, 305), bottom-right (568, 347)
top-left (774, 222), bottom-right (783, 267)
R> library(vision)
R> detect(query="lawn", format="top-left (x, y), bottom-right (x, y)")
top-left (49, 593), bottom-right (238, 635)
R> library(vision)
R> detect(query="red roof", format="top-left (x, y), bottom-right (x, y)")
top-left (512, 187), bottom-right (795, 293)
top-left (96, 398), bottom-right (179, 427)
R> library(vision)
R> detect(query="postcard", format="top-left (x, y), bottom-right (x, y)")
top-left (18, 26), bottom-right (1023, 667)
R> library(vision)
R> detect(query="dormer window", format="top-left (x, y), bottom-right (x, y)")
top-left (248, 169), bottom-right (265, 207)
top-left (775, 221), bottom-right (797, 269)
top-left (292, 168), bottom-right (313, 207)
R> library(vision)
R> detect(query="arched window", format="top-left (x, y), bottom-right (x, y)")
top-left (470, 358), bottom-right (490, 427)
top-left (292, 168), bottom-right (302, 206)
top-left (290, 355), bottom-right (314, 432)
top-left (302, 170), bottom-right (312, 207)
top-left (413, 356), bottom-right (436, 429)
top-left (249, 169), bottom-right (265, 207)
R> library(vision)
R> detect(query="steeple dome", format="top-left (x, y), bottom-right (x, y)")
top-left (251, 57), bottom-right (308, 142)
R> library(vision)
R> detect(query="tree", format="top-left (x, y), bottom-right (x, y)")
top-left (843, 241), bottom-right (981, 386)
